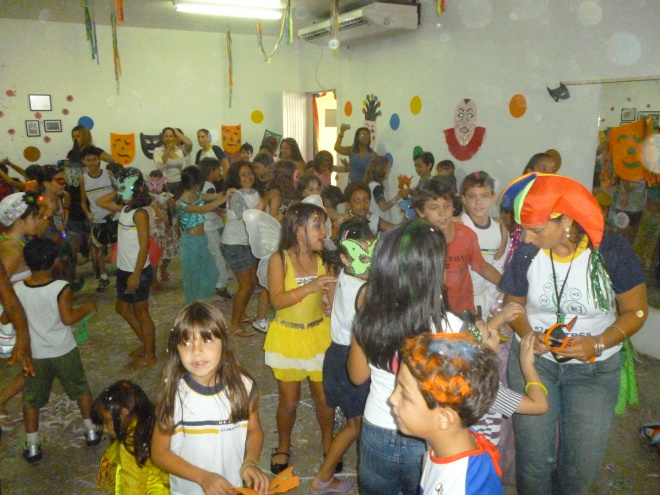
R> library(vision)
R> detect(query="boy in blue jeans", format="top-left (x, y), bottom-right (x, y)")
top-left (13, 238), bottom-right (97, 462)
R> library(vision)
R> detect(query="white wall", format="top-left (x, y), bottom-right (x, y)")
top-left (0, 18), bottom-right (301, 174)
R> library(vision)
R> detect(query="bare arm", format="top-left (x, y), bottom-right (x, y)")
top-left (174, 129), bottom-right (193, 154)
top-left (241, 396), bottom-right (269, 494)
top-left (475, 262), bottom-right (502, 286)
top-left (96, 191), bottom-right (123, 213)
top-left (125, 209), bottom-right (150, 291)
top-left (1, 158), bottom-right (27, 179)
top-left (0, 261), bottom-right (32, 375)
top-left (79, 177), bottom-right (94, 220)
top-left (514, 333), bottom-right (549, 415)
top-left (347, 335), bottom-right (371, 386)
top-left (334, 124), bottom-right (354, 156)
top-left (58, 286), bottom-right (96, 326)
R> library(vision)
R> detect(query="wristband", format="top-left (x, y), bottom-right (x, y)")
top-left (290, 289), bottom-right (302, 304)
top-left (240, 462), bottom-right (260, 474)
top-left (593, 335), bottom-right (605, 357)
top-left (524, 381), bottom-right (548, 396)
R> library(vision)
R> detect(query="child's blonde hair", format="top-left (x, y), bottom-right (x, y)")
top-left (155, 302), bottom-right (257, 432)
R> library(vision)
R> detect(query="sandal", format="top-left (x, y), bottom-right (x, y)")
top-left (310, 476), bottom-right (355, 495)
top-left (240, 314), bottom-right (255, 324)
top-left (270, 448), bottom-right (291, 475)
top-left (232, 327), bottom-right (255, 339)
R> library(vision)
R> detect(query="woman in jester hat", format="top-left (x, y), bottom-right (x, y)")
top-left (498, 173), bottom-right (647, 495)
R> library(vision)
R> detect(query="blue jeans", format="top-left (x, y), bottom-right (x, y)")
top-left (358, 420), bottom-right (426, 495)
top-left (507, 338), bottom-right (620, 495)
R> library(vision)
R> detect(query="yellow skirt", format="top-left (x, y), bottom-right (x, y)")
top-left (263, 317), bottom-right (331, 382)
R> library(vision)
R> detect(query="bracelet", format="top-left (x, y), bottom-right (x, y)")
top-left (609, 325), bottom-right (627, 343)
top-left (524, 381), bottom-right (548, 396)
top-left (240, 462), bottom-right (260, 474)
top-left (290, 289), bottom-right (302, 304)
top-left (593, 335), bottom-right (605, 357)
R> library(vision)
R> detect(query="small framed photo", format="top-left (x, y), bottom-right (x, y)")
top-left (44, 120), bottom-right (62, 133)
top-left (638, 111), bottom-right (660, 127)
top-left (25, 120), bottom-right (40, 137)
top-left (621, 108), bottom-right (637, 122)
top-left (28, 94), bottom-right (52, 112)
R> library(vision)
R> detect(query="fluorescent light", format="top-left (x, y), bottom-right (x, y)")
top-left (173, 1), bottom-right (283, 20)
top-left (183, 0), bottom-right (282, 7)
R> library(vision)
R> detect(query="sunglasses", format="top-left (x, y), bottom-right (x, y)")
top-left (53, 177), bottom-right (66, 186)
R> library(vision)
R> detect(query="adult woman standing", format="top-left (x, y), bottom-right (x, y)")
top-left (334, 124), bottom-right (376, 183)
top-left (499, 173), bottom-right (647, 495)
top-left (195, 128), bottom-right (229, 177)
top-left (278, 138), bottom-right (306, 174)
top-left (153, 127), bottom-right (186, 199)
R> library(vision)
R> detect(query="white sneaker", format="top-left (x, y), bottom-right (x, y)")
top-left (252, 319), bottom-right (269, 333)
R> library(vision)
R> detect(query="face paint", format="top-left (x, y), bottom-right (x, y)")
top-left (340, 238), bottom-right (376, 277)
top-left (112, 174), bottom-right (139, 201)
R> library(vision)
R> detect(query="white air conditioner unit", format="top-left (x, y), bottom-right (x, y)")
top-left (298, 2), bottom-right (420, 46)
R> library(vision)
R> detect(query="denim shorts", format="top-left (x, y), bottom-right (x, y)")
top-left (358, 420), bottom-right (426, 495)
top-left (116, 265), bottom-right (153, 303)
top-left (220, 243), bottom-right (258, 273)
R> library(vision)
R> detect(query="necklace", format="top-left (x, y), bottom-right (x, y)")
top-left (549, 247), bottom-right (578, 323)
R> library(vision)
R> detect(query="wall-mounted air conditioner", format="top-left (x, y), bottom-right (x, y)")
top-left (298, 2), bottom-right (420, 46)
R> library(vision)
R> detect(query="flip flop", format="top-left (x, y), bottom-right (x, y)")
top-left (232, 327), bottom-right (255, 339)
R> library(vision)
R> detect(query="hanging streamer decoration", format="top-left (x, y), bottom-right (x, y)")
top-left (255, 0), bottom-right (293, 63)
top-left (331, 0), bottom-right (339, 51)
top-left (226, 32), bottom-right (233, 108)
top-left (436, 0), bottom-right (446, 15)
top-left (111, 0), bottom-right (123, 94)
top-left (84, 0), bottom-right (99, 64)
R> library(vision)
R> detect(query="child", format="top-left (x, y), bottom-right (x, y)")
top-left (196, 128), bottom-right (229, 177)
top-left (344, 181), bottom-right (393, 235)
top-left (312, 218), bottom-right (374, 495)
top-left (413, 177), bottom-right (501, 315)
top-left (151, 302), bottom-right (268, 495)
top-left (460, 171), bottom-right (508, 317)
top-left (146, 169), bottom-right (178, 289)
top-left (321, 185), bottom-right (350, 237)
top-left (175, 166), bottom-right (233, 304)
top-left (199, 158), bottom-right (232, 300)
top-left (412, 151), bottom-right (434, 188)
top-left (97, 167), bottom-right (157, 370)
top-left (389, 332), bottom-right (503, 495)
top-left (365, 155), bottom-right (408, 222)
top-left (348, 219), bottom-right (465, 495)
top-left (252, 152), bottom-right (274, 197)
top-left (92, 380), bottom-right (169, 494)
top-left (266, 160), bottom-right (298, 222)
top-left (240, 143), bottom-right (254, 162)
top-left (435, 159), bottom-right (458, 194)
top-left (296, 173), bottom-right (322, 200)
top-left (80, 146), bottom-right (116, 293)
top-left (263, 203), bottom-right (337, 475)
top-left (14, 237), bottom-right (97, 462)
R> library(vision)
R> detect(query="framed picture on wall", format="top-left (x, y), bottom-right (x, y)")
top-left (44, 120), bottom-right (62, 133)
top-left (28, 94), bottom-right (52, 112)
top-left (25, 120), bottom-right (40, 137)
top-left (638, 111), bottom-right (660, 127)
top-left (621, 108), bottom-right (636, 122)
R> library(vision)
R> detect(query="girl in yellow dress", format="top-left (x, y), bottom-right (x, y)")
top-left (263, 203), bottom-right (337, 475)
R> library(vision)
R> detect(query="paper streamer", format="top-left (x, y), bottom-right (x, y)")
top-left (226, 32), bottom-right (233, 108)
top-left (436, 0), bottom-right (446, 15)
top-left (84, 1), bottom-right (99, 64)
top-left (330, 0), bottom-right (339, 51)
top-left (111, 10), bottom-right (122, 94)
top-left (255, 0), bottom-right (293, 63)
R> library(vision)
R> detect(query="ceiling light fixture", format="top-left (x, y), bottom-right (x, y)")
top-left (173, 1), bottom-right (283, 20)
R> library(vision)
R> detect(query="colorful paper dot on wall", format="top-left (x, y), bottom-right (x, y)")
top-left (62, 109), bottom-right (69, 115)
top-left (390, 113), bottom-right (400, 130)
top-left (410, 96), bottom-right (422, 115)
top-left (43, 136), bottom-right (51, 143)
top-left (34, 112), bottom-right (42, 119)
top-left (385, 152), bottom-right (394, 165)
top-left (5, 90), bottom-right (16, 97)
top-left (0, 111), bottom-right (4, 118)
top-left (7, 129), bottom-right (15, 136)
top-left (251, 110), bottom-right (264, 124)
top-left (78, 116), bottom-right (94, 130)
top-left (344, 101), bottom-right (353, 117)
top-left (509, 94), bottom-right (527, 118)
top-left (66, 95), bottom-right (74, 102)
top-left (23, 146), bottom-right (41, 162)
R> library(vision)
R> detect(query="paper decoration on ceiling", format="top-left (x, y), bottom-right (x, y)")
top-left (413, 146), bottom-right (424, 159)
top-left (443, 99), bottom-right (486, 161)
top-left (111, 133), bottom-right (135, 165)
top-left (262, 130), bottom-right (281, 154)
top-left (78, 116), bottom-right (94, 130)
top-left (547, 82), bottom-right (570, 102)
top-left (509, 94), bottom-right (527, 118)
top-left (329, 0), bottom-right (340, 50)
top-left (256, 0), bottom-right (293, 63)
top-left (436, 0), bottom-right (446, 15)
top-left (222, 125), bottom-right (242, 155)
top-left (227, 32), bottom-right (233, 108)
top-left (23, 146), bottom-right (41, 162)
top-left (410, 96), bottom-right (422, 115)
top-left (390, 113), bottom-right (400, 130)
top-left (344, 101), bottom-right (353, 117)
top-left (608, 118), bottom-right (655, 181)
top-left (111, 0), bottom-right (123, 94)
top-left (139, 133), bottom-right (162, 160)
top-left (363, 94), bottom-right (381, 147)
top-left (252, 110), bottom-right (264, 124)
top-left (83, 0), bottom-right (99, 64)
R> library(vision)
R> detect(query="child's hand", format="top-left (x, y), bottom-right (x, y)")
top-left (479, 319), bottom-right (500, 353)
top-left (241, 464), bottom-right (269, 495)
top-left (311, 275), bottom-right (336, 293)
top-left (199, 471), bottom-right (234, 495)
top-left (127, 272), bottom-right (140, 291)
top-left (520, 332), bottom-right (537, 368)
top-left (321, 291), bottom-right (332, 316)
top-left (85, 302), bottom-right (98, 315)
top-left (498, 302), bottom-right (525, 324)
